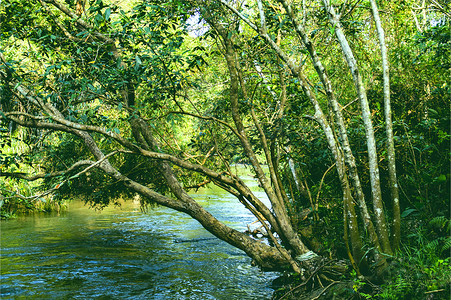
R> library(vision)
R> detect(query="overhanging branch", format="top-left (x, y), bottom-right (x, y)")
top-left (0, 160), bottom-right (94, 181)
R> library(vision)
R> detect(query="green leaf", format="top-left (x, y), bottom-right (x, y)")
top-left (113, 127), bottom-right (120, 134)
top-left (329, 24), bottom-right (336, 35)
top-left (105, 8), bottom-right (111, 21)
top-left (436, 174), bottom-right (447, 182)
top-left (401, 208), bottom-right (417, 218)
top-left (135, 55), bottom-right (142, 65)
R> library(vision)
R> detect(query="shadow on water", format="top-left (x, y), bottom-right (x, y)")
top-left (1, 172), bottom-right (279, 299)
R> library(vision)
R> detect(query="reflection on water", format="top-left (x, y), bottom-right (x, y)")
top-left (1, 174), bottom-right (278, 299)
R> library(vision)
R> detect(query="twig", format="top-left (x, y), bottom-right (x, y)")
top-left (424, 289), bottom-right (445, 294)
top-left (184, 179), bottom-right (211, 191)
top-left (310, 281), bottom-right (338, 300)
top-left (2, 151), bottom-right (120, 201)
top-left (38, 0), bottom-right (84, 43)
top-left (279, 259), bottom-right (336, 300)
top-left (168, 110), bottom-right (240, 138)
top-left (315, 163), bottom-right (336, 211)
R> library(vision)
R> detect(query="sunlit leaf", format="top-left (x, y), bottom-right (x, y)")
top-left (105, 8), bottom-right (111, 21)
top-left (135, 55), bottom-right (142, 65)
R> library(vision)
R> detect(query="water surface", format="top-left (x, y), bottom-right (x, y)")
top-left (1, 174), bottom-right (278, 299)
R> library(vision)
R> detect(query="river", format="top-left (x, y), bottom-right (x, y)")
top-left (1, 172), bottom-right (279, 299)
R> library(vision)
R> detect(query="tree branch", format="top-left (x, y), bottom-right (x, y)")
top-left (38, 0), bottom-right (84, 43)
top-left (218, 0), bottom-right (258, 31)
top-left (168, 110), bottom-right (241, 138)
top-left (0, 160), bottom-right (94, 181)
top-left (45, 0), bottom-right (115, 44)
top-left (1, 151), bottom-right (119, 201)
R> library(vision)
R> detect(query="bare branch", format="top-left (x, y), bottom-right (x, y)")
top-left (430, 0), bottom-right (451, 17)
top-left (4, 114), bottom-right (79, 134)
top-left (3, 112), bottom-right (47, 120)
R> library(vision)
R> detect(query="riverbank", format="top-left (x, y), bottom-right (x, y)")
top-left (270, 247), bottom-right (450, 299)
top-left (0, 195), bottom-right (66, 219)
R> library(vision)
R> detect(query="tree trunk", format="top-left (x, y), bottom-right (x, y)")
top-left (221, 34), bottom-right (309, 257)
top-left (278, 0), bottom-right (383, 257)
top-left (323, 0), bottom-right (393, 256)
top-left (369, 0), bottom-right (401, 252)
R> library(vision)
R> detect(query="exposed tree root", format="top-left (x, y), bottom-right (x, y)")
top-left (272, 257), bottom-right (354, 300)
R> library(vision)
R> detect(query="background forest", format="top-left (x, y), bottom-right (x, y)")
top-left (1, 0), bottom-right (449, 298)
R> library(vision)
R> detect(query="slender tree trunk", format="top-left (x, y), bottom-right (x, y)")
top-left (315, 109), bottom-right (368, 273)
top-left (369, 0), bottom-right (401, 252)
top-left (218, 1), bottom-right (368, 266)
top-left (277, 0), bottom-right (382, 254)
top-left (343, 178), bottom-right (366, 273)
top-left (222, 36), bottom-right (309, 257)
top-left (323, 0), bottom-right (393, 256)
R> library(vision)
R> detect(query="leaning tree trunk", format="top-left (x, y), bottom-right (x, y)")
top-left (1, 0), bottom-right (302, 270)
top-left (85, 123), bottom-right (295, 271)
top-left (222, 33), bottom-right (309, 259)
top-left (4, 76), bottom-right (298, 271)
top-left (369, 0), bottom-right (401, 252)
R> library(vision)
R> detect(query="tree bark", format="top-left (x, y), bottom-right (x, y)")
top-left (222, 34), bottom-right (309, 258)
top-left (369, 0), bottom-right (401, 252)
top-left (277, 0), bottom-right (385, 256)
top-left (323, 0), bottom-right (393, 256)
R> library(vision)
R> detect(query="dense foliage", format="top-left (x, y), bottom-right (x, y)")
top-left (1, 0), bottom-right (449, 298)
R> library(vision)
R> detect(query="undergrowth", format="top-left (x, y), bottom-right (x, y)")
top-left (0, 179), bottom-right (66, 219)
top-left (356, 216), bottom-right (451, 299)
top-left (272, 216), bottom-right (451, 300)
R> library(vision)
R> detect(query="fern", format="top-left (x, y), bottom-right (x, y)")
top-left (425, 216), bottom-right (451, 257)
top-left (426, 239), bottom-right (440, 252)
top-left (429, 216), bottom-right (450, 231)
top-left (377, 275), bottom-right (412, 299)
top-left (441, 236), bottom-right (451, 253)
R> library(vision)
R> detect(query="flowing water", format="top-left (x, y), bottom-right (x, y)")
top-left (1, 173), bottom-right (279, 299)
